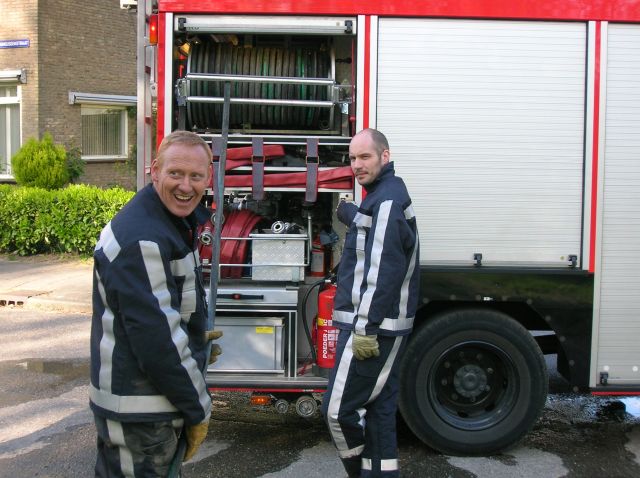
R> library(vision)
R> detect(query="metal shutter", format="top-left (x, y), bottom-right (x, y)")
top-left (593, 24), bottom-right (640, 384)
top-left (376, 19), bottom-right (586, 265)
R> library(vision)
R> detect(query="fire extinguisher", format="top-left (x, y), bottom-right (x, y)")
top-left (310, 234), bottom-right (326, 277)
top-left (316, 282), bottom-right (338, 370)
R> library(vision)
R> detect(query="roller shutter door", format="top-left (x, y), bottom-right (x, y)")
top-left (594, 24), bottom-right (640, 384)
top-left (377, 19), bottom-right (586, 265)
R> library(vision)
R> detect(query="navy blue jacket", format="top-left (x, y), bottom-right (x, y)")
top-left (90, 184), bottom-right (211, 425)
top-left (332, 162), bottom-right (420, 336)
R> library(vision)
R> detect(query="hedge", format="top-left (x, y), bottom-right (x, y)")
top-left (0, 184), bottom-right (134, 256)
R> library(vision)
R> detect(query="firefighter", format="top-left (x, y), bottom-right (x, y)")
top-left (90, 130), bottom-right (222, 477)
top-left (322, 128), bottom-right (420, 477)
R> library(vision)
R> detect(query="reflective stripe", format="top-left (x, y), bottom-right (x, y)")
top-left (140, 241), bottom-right (211, 416)
top-left (403, 203), bottom-right (415, 220)
top-left (106, 419), bottom-right (135, 477)
top-left (398, 228), bottom-right (419, 320)
top-left (172, 418), bottom-right (185, 428)
top-left (382, 459), bottom-right (399, 471)
top-left (354, 211), bottom-right (373, 228)
top-left (351, 228), bottom-right (367, 316)
top-left (170, 251), bottom-right (198, 320)
top-left (355, 200), bottom-right (392, 334)
top-left (366, 337), bottom-right (402, 405)
top-left (338, 445), bottom-right (365, 459)
top-left (379, 316), bottom-right (414, 332)
top-left (91, 385), bottom-right (179, 414)
top-left (333, 310), bottom-right (414, 333)
top-left (96, 222), bottom-right (121, 262)
top-left (96, 270), bottom-right (115, 392)
top-left (361, 458), bottom-right (399, 471)
top-left (327, 333), bottom-right (365, 459)
top-left (351, 210), bottom-right (371, 316)
top-left (169, 250), bottom-right (196, 276)
top-left (333, 309), bottom-right (355, 325)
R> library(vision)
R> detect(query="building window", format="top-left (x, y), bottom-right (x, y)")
top-left (0, 85), bottom-right (21, 176)
top-left (81, 106), bottom-right (127, 159)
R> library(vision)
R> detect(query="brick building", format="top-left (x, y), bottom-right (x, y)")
top-left (0, 0), bottom-right (137, 189)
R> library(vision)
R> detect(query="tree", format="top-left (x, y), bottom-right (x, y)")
top-left (11, 133), bottom-right (70, 189)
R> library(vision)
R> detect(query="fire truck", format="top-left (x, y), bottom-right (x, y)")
top-left (130, 0), bottom-right (640, 455)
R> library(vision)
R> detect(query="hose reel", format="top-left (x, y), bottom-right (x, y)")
top-left (181, 41), bottom-right (338, 132)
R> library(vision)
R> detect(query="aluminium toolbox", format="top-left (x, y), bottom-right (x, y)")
top-left (208, 317), bottom-right (284, 373)
top-left (250, 233), bottom-right (307, 281)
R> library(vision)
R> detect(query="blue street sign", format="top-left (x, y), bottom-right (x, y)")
top-left (0, 39), bottom-right (30, 49)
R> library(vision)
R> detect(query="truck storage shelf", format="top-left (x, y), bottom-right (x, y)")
top-left (199, 133), bottom-right (351, 147)
top-left (217, 187), bottom-right (352, 193)
top-left (206, 373), bottom-right (328, 390)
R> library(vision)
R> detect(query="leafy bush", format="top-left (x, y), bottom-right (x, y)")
top-left (11, 133), bottom-right (70, 189)
top-left (0, 184), bottom-right (134, 255)
top-left (66, 146), bottom-right (85, 183)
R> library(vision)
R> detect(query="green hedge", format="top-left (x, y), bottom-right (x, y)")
top-left (0, 184), bottom-right (134, 256)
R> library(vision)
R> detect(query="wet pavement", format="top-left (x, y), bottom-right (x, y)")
top-left (0, 254), bottom-right (93, 314)
top-left (1, 255), bottom-right (640, 476)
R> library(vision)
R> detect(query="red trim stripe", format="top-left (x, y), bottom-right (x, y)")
top-left (157, 13), bottom-right (166, 147)
top-left (589, 22), bottom-right (601, 273)
top-left (158, 1), bottom-right (640, 22)
top-left (362, 16), bottom-right (371, 129)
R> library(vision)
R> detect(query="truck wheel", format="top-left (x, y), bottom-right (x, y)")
top-left (399, 309), bottom-right (548, 455)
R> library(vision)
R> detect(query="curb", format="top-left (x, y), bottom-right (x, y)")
top-left (25, 296), bottom-right (92, 315)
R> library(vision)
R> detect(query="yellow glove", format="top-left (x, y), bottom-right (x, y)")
top-left (205, 330), bottom-right (223, 364)
top-left (352, 333), bottom-right (379, 360)
top-left (209, 344), bottom-right (222, 364)
top-left (184, 420), bottom-right (209, 462)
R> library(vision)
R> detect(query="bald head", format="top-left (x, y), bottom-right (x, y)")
top-left (349, 128), bottom-right (391, 186)
top-left (353, 128), bottom-right (390, 157)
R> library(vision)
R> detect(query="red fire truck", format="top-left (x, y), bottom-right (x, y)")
top-left (131, 0), bottom-right (640, 455)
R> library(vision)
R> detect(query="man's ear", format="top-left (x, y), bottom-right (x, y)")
top-left (382, 149), bottom-right (390, 165)
top-left (150, 159), bottom-right (159, 182)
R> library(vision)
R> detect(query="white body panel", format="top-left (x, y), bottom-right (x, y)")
top-left (591, 23), bottom-right (640, 386)
top-left (376, 19), bottom-right (587, 266)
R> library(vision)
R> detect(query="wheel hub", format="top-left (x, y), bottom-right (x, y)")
top-left (453, 364), bottom-right (488, 398)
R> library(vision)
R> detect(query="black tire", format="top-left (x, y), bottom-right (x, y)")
top-left (399, 308), bottom-right (548, 456)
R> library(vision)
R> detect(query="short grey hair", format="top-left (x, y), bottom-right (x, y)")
top-left (156, 130), bottom-right (212, 167)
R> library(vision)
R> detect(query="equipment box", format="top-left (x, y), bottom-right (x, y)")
top-left (250, 233), bottom-right (306, 281)
top-left (209, 317), bottom-right (284, 373)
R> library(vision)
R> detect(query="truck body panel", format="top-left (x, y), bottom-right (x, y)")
top-left (376, 18), bottom-right (587, 265)
top-left (591, 23), bottom-right (640, 388)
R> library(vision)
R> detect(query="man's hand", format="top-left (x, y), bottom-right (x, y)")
top-left (184, 421), bottom-right (209, 461)
top-left (352, 333), bottom-right (379, 360)
top-left (205, 330), bottom-right (223, 364)
top-left (208, 344), bottom-right (222, 364)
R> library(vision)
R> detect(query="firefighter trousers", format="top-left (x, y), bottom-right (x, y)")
top-left (94, 414), bottom-right (184, 477)
top-left (322, 329), bottom-right (407, 478)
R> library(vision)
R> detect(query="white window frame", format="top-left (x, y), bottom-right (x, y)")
top-left (0, 84), bottom-right (21, 179)
top-left (69, 91), bottom-right (136, 161)
top-left (80, 105), bottom-right (129, 160)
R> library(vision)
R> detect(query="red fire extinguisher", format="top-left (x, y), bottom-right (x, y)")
top-left (310, 234), bottom-right (326, 277)
top-left (316, 283), bottom-right (338, 370)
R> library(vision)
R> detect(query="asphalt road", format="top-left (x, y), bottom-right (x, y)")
top-left (1, 305), bottom-right (640, 477)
